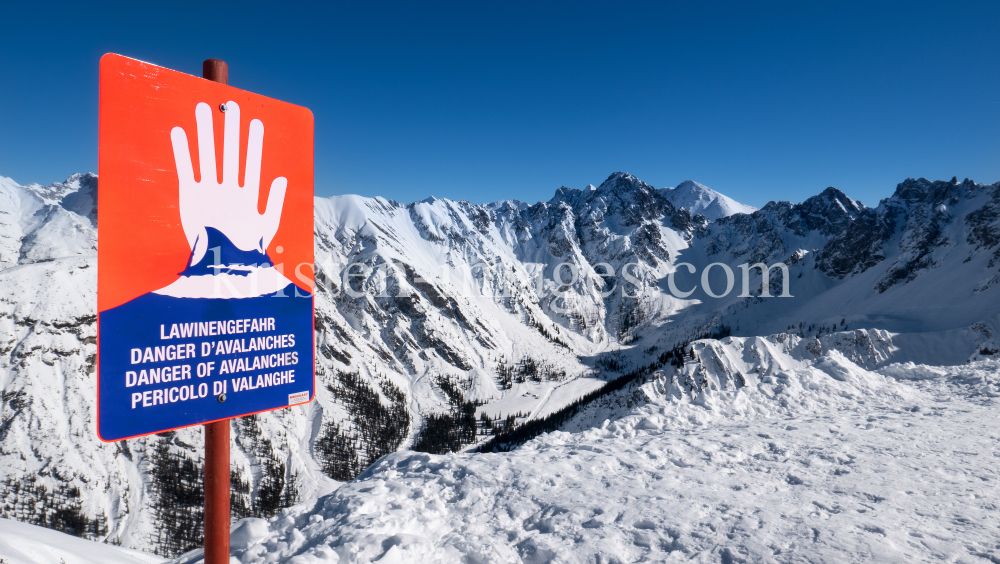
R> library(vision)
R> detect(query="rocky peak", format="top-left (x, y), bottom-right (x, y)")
top-left (803, 187), bottom-right (861, 215)
top-left (60, 173), bottom-right (98, 223)
top-left (670, 208), bottom-right (709, 235)
top-left (22, 173), bottom-right (97, 206)
top-left (550, 172), bottom-right (674, 228)
top-left (893, 177), bottom-right (968, 206)
top-left (780, 187), bottom-right (861, 237)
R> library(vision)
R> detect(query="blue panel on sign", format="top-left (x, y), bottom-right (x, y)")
top-left (98, 290), bottom-right (313, 441)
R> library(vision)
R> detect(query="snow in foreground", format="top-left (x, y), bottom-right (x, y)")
top-left (173, 357), bottom-right (1000, 563)
top-left (0, 517), bottom-right (163, 564)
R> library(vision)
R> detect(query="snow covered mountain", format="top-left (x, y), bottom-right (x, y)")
top-left (660, 179), bottom-right (757, 221)
top-left (666, 178), bottom-right (1000, 343)
top-left (0, 170), bottom-right (998, 558)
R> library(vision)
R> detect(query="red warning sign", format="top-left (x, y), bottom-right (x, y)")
top-left (97, 53), bottom-right (315, 441)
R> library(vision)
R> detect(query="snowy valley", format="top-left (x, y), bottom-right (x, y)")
top-left (0, 171), bottom-right (998, 562)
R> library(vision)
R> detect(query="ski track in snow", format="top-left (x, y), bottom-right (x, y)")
top-left (172, 360), bottom-right (1000, 564)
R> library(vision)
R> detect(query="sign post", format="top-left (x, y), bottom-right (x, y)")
top-left (202, 58), bottom-right (232, 564)
top-left (97, 53), bottom-right (315, 562)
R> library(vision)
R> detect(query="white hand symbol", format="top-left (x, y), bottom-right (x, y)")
top-left (170, 101), bottom-right (287, 266)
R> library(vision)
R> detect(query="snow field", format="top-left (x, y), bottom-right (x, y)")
top-left (171, 351), bottom-right (1000, 563)
top-left (0, 517), bottom-right (164, 564)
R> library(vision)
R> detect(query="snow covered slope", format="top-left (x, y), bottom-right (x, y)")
top-left (169, 335), bottom-right (1000, 563)
top-left (1, 170), bottom-right (999, 558)
top-left (660, 179), bottom-right (757, 220)
top-left (0, 517), bottom-right (162, 564)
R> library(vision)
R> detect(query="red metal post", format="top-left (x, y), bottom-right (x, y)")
top-left (204, 420), bottom-right (230, 563)
top-left (203, 59), bottom-right (229, 85)
top-left (203, 58), bottom-right (230, 564)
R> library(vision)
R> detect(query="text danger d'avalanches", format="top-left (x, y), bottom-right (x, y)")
top-left (122, 317), bottom-right (304, 410)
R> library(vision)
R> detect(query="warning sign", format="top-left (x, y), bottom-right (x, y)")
top-left (97, 54), bottom-right (315, 441)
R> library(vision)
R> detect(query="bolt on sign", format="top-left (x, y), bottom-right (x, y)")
top-left (97, 54), bottom-right (315, 441)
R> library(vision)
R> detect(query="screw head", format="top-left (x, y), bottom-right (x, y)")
top-left (219, 103), bottom-right (227, 113)
top-left (217, 393), bottom-right (227, 403)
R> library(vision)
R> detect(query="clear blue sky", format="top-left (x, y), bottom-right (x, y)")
top-left (2, 1), bottom-right (999, 208)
